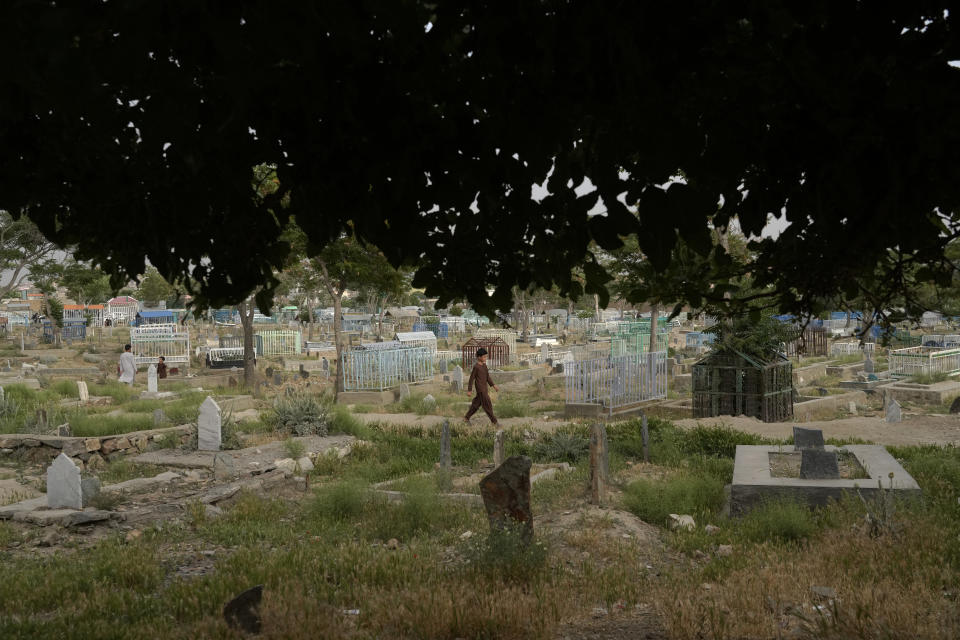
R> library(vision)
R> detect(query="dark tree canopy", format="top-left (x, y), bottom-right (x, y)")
top-left (2, 2), bottom-right (959, 316)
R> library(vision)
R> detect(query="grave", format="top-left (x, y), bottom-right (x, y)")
top-left (731, 444), bottom-right (920, 515)
top-left (147, 364), bottom-right (158, 393)
top-left (77, 380), bottom-right (89, 404)
top-left (451, 367), bottom-right (464, 392)
top-left (198, 396), bottom-right (222, 451)
top-left (793, 426), bottom-right (825, 450)
top-left (439, 420), bottom-right (452, 470)
top-left (47, 453), bottom-right (82, 509)
top-left (478, 455), bottom-right (533, 543)
top-left (799, 448), bottom-right (840, 479)
top-left (885, 398), bottom-right (902, 423)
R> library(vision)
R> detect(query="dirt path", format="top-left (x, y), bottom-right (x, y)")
top-left (672, 414), bottom-right (960, 447)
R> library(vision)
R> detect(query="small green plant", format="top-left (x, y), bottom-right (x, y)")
top-left (154, 432), bottom-right (181, 449)
top-left (623, 473), bottom-right (726, 526)
top-left (495, 394), bottom-right (533, 418)
top-left (50, 379), bottom-right (78, 398)
top-left (185, 500), bottom-right (207, 528)
top-left (461, 524), bottom-right (547, 583)
top-left (307, 480), bottom-right (369, 523)
top-left (283, 438), bottom-right (306, 460)
top-left (88, 490), bottom-right (124, 511)
top-left (269, 391), bottom-right (329, 436)
top-left (737, 498), bottom-right (817, 543)
top-left (533, 430), bottom-right (588, 463)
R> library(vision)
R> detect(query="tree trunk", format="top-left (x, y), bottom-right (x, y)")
top-left (307, 302), bottom-right (315, 340)
top-left (594, 293), bottom-right (600, 322)
top-left (238, 299), bottom-right (257, 388)
top-left (648, 302), bottom-right (660, 396)
top-left (333, 292), bottom-right (344, 394)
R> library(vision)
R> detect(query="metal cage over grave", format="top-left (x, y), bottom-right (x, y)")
top-left (130, 324), bottom-right (191, 367)
top-left (921, 334), bottom-right (960, 349)
top-left (693, 350), bottom-right (793, 423)
top-left (255, 329), bottom-right (302, 356)
top-left (106, 296), bottom-right (139, 326)
top-left (134, 310), bottom-right (175, 326)
top-left (412, 321), bottom-right (449, 339)
top-left (206, 347), bottom-right (247, 369)
top-left (61, 320), bottom-right (87, 341)
top-left (888, 345), bottom-right (960, 379)
top-left (219, 334), bottom-right (264, 355)
top-left (340, 342), bottom-right (433, 390)
top-left (785, 327), bottom-right (828, 357)
top-left (395, 331), bottom-right (438, 356)
top-left (462, 336), bottom-right (510, 369)
top-left (830, 341), bottom-right (876, 357)
top-left (41, 320), bottom-right (56, 343)
top-left (566, 352), bottom-right (668, 412)
top-left (476, 328), bottom-right (518, 362)
top-left (611, 331), bottom-right (668, 357)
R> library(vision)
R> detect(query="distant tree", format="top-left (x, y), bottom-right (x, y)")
top-left (0, 211), bottom-right (60, 300)
top-left (138, 267), bottom-right (176, 307)
top-left (60, 259), bottom-right (113, 306)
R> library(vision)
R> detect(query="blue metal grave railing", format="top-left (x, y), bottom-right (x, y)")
top-left (611, 331), bottom-right (668, 356)
top-left (686, 331), bottom-right (716, 348)
top-left (61, 320), bottom-right (87, 340)
top-left (565, 351), bottom-right (668, 413)
top-left (41, 320), bottom-right (56, 343)
top-left (413, 321), bottom-right (449, 338)
top-left (341, 345), bottom-right (433, 391)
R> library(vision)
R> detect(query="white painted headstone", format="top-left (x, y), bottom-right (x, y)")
top-left (885, 398), bottom-right (902, 423)
top-left (541, 343), bottom-right (549, 361)
top-left (47, 452), bottom-right (82, 509)
top-left (197, 396), bottom-right (222, 451)
top-left (77, 380), bottom-right (89, 404)
top-left (147, 364), bottom-right (158, 393)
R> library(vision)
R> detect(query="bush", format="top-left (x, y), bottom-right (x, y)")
top-left (623, 473), bottom-right (727, 526)
top-left (328, 405), bottom-right (371, 438)
top-left (269, 391), bottom-right (329, 436)
top-left (461, 524), bottom-right (548, 583)
top-left (737, 499), bottom-right (817, 543)
top-left (532, 430), bottom-right (589, 464)
top-left (51, 380), bottom-right (78, 398)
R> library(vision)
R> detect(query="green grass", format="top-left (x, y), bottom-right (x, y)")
top-left (50, 379), bottom-right (78, 398)
top-left (623, 473), bottom-right (727, 526)
top-left (88, 381), bottom-right (137, 404)
top-left (495, 393), bottom-right (533, 418)
top-left (910, 371), bottom-right (950, 384)
top-left (69, 413), bottom-right (155, 437)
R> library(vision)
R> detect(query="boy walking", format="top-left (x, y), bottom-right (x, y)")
top-left (464, 347), bottom-right (500, 425)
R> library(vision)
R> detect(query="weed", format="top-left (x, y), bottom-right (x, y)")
top-left (461, 524), bottom-right (548, 583)
top-left (623, 473), bottom-right (726, 526)
top-left (910, 371), bottom-right (949, 384)
top-left (50, 379), bottom-right (78, 398)
top-left (88, 490), bottom-right (125, 511)
top-left (284, 438), bottom-right (306, 460)
top-left (737, 498), bottom-right (817, 543)
top-left (185, 500), bottom-right (207, 528)
top-left (328, 404), bottom-right (372, 438)
top-left (532, 429), bottom-right (589, 463)
top-left (495, 394), bottom-right (533, 418)
top-left (269, 391), bottom-right (329, 436)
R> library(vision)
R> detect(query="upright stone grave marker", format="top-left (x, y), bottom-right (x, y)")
top-left (493, 429), bottom-right (505, 467)
top-left (438, 359), bottom-right (448, 374)
top-left (451, 366), bottom-right (463, 392)
top-left (47, 452), bottom-right (83, 509)
top-left (793, 426), bottom-right (825, 450)
top-left (439, 419), bottom-right (452, 470)
top-left (541, 343), bottom-right (549, 362)
top-left (886, 398), bottom-right (902, 423)
top-left (153, 408), bottom-right (166, 426)
top-left (198, 396), bottom-right (222, 451)
top-left (398, 383), bottom-right (411, 400)
top-left (478, 455), bottom-right (533, 544)
top-left (77, 380), bottom-right (89, 404)
top-left (147, 364), bottom-right (158, 393)
top-left (800, 448), bottom-right (840, 479)
top-left (863, 357), bottom-right (875, 375)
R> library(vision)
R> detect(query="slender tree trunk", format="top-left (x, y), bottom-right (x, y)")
top-left (333, 292), bottom-right (344, 394)
top-left (594, 293), bottom-right (600, 322)
top-left (307, 302), bottom-right (315, 340)
top-left (648, 302), bottom-right (660, 396)
top-left (238, 299), bottom-right (257, 388)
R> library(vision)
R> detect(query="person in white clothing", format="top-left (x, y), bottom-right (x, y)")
top-left (118, 343), bottom-right (136, 385)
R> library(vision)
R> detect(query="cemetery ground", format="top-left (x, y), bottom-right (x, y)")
top-left (0, 334), bottom-right (958, 637)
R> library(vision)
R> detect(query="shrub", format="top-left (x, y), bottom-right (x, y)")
top-left (737, 499), bottom-right (816, 543)
top-left (307, 481), bottom-right (369, 523)
top-left (623, 473), bottom-right (726, 526)
top-left (51, 380), bottom-right (78, 398)
top-left (328, 405), bottom-right (371, 438)
top-left (269, 391), bottom-right (329, 437)
top-left (461, 524), bottom-right (548, 584)
top-left (533, 430), bottom-right (589, 464)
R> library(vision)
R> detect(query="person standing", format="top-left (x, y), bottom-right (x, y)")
top-left (464, 347), bottom-right (500, 425)
top-left (118, 344), bottom-right (136, 385)
top-left (156, 355), bottom-right (168, 379)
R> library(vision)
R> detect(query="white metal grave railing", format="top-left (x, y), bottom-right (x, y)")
top-left (920, 334), bottom-right (960, 348)
top-left (207, 347), bottom-right (246, 366)
top-left (341, 345), bottom-right (433, 391)
top-left (130, 326), bottom-right (191, 366)
top-left (830, 341), bottom-right (876, 356)
top-left (434, 350), bottom-right (458, 363)
top-left (256, 330), bottom-right (302, 356)
top-left (566, 351), bottom-right (667, 411)
top-left (888, 346), bottom-right (960, 378)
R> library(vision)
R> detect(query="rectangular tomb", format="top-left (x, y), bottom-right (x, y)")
top-left (731, 444), bottom-right (921, 515)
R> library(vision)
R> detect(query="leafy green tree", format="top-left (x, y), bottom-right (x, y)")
top-left (3, 5), bottom-right (960, 325)
top-left (0, 211), bottom-right (60, 299)
top-left (137, 267), bottom-right (176, 307)
top-left (60, 259), bottom-right (113, 306)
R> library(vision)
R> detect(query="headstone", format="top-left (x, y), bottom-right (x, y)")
top-left (198, 396), bottom-right (222, 451)
top-left (800, 448), bottom-right (840, 479)
top-left (848, 401), bottom-right (857, 415)
top-left (81, 476), bottom-right (101, 504)
top-left (793, 426), bottom-right (825, 450)
top-left (213, 452), bottom-right (236, 480)
top-left (265, 367), bottom-right (274, 379)
top-left (153, 409), bottom-right (166, 426)
top-left (223, 585), bottom-right (263, 635)
top-left (478, 455), bottom-right (533, 544)
top-left (493, 429), bottom-right (505, 467)
top-left (452, 367), bottom-right (464, 387)
top-left (863, 357), bottom-right (875, 375)
top-left (147, 364), bottom-right (158, 393)
top-left (273, 373), bottom-right (282, 386)
top-left (541, 343), bottom-right (549, 362)
top-left (589, 423), bottom-right (607, 505)
top-left (439, 419), bottom-right (452, 469)
top-left (950, 396), bottom-right (960, 415)
top-left (885, 398), bottom-right (901, 423)
top-left (439, 359), bottom-right (448, 374)
top-left (398, 383), bottom-right (411, 400)
top-left (57, 423), bottom-right (71, 437)
top-left (35, 409), bottom-right (47, 433)
top-left (47, 453), bottom-right (82, 509)
top-left (321, 357), bottom-right (329, 372)
top-left (77, 380), bottom-right (89, 404)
